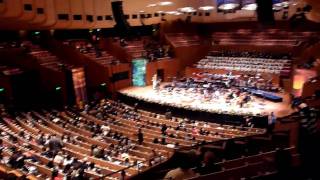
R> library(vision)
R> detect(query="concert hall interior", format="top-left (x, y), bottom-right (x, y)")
top-left (0, 0), bottom-right (320, 179)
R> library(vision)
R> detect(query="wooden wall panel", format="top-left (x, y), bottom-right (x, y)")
top-left (0, 0), bottom-right (23, 18)
top-left (107, 63), bottom-right (132, 92)
top-left (39, 0), bottom-right (57, 27)
top-left (52, 0), bottom-right (71, 29)
top-left (29, 0), bottom-right (46, 25)
top-left (174, 44), bottom-right (212, 70)
top-left (0, 0), bottom-right (6, 13)
top-left (18, 0), bottom-right (36, 21)
top-left (69, 0), bottom-right (85, 29)
top-left (302, 80), bottom-right (320, 98)
top-left (94, 0), bottom-right (114, 28)
top-left (82, 0), bottom-right (96, 29)
top-left (145, 58), bottom-right (179, 85)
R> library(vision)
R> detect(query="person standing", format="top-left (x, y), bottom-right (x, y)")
top-left (268, 112), bottom-right (276, 133)
top-left (137, 129), bottom-right (144, 145)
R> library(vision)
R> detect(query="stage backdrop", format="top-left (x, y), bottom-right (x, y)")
top-left (132, 58), bottom-right (148, 86)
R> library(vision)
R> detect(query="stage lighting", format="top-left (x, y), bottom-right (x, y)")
top-left (0, 88), bottom-right (4, 93)
top-left (55, 86), bottom-right (62, 91)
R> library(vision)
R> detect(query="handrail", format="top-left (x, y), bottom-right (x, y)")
top-left (101, 154), bottom-right (167, 179)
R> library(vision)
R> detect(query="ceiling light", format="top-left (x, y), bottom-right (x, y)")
top-left (178, 7), bottom-right (196, 13)
top-left (218, 3), bottom-right (239, 10)
top-left (199, 6), bottom-right (215, 11)
top-left (166, 11), bottom-right (181, 15)
top-left (242, 3), bottom-right (257, 10)
top-left (158, 1), bottom-right (173, 6)
top-left (166, 11), bottom-right (178, 14)
top-left (273, 0), bottom-right (289, 7)
top-left (217, 0), bottom-right (240, 10)
top-left (147, 4), bottom-right (157, 7)
top-left (272, 6), bottom-right (282, 11)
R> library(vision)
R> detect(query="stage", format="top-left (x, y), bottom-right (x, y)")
top-left (119, 84), bottom-right (294, 120)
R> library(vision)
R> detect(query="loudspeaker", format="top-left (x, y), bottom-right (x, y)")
top-left (111, 1), bottom-right (130, 35)
top-left (256, 0), bottom-right (274, 24)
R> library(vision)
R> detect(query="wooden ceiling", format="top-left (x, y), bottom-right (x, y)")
top-left (0, 0), bottom-right (316, 30)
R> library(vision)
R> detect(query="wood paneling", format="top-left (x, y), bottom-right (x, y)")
top-left (18, 0), bottom-right (37, 22)
top-left (40, 0), bottom-right (57, 27)
top-left (69, 0), bottom-right (85, 29)
top-left (29, 0), bottom-right (46, 25)
top-left (0, 0), bottom-right (23, 18)
top-left (52, 0), bottom-right (71, 29)
top-left (145, 58), bottom-right (179, 85)
top-left (107, 63), bottom-right (131, 92)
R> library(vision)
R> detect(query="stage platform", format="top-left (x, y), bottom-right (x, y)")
top-left (119, 84), bottom-right (294, 119)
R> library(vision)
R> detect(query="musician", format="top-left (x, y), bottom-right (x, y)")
top-left (243, 94), bottom-right (251, 103)
top-left (227, 91), bottom-right (236, 99)
top-left (152, 74), bottom-right (158, 90)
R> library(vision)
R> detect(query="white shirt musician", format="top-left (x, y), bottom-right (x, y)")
top-left (152, 74), bottom-right (158, 90)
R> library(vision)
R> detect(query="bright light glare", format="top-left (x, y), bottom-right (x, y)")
top-left (166, 11), bottom-right (182, 15)
top-left (147, 3), bottom-right (157, 7)
top-left (199, 6), bottom-right (215, 11)
top-left (158, 1), bottom-right (173, 6)
top-left (178, 7), bottom-right (196, 13)
top-left (242, 3), bottom-right (257, 10)
top-left (218, 3), bottom-right (239, 10)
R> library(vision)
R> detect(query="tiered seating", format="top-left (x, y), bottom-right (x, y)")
top-left (0, 41), bottom-right (20, 49)
top-left (89, 100), bottom-right (266, 144)
top-left (24, 41), bottom-right (72, 71)
top-left (194, 51), bottom-right (292, 75)
top-left (65, 39), bottom-right (119, 66)
top-left (0, 111), bottom-right (169, 179)
top-left (123, 40), bottom-right (147, 59)
top-left (211, 30), bottom-right (319, 46)
top-left (166, 33), bottom-right (203, 47)
top-left (0, 99), bottom-right (266, 179)
top-left (189, 146), bottom-right (299, 180)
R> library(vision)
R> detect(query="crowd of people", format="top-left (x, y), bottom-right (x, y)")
top-left (123, 71), bottom-right (283, 116)
top-left (64, 39), bottom-right (121, 66)
top-left (195, 55), bottom-right (291, 75)
top-left (208, 51), bottom-right (292, 59)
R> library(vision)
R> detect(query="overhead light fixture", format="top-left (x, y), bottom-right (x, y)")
top-left (199, 6), bottom-right (215, 11)
top-left (217, 0), bottom-right (240, 10)
top-left (147, 3), bottom-right (157, 7)
top-left (178, 7), bottom-right (196, 13)
top-left (219, 3), bottom-right (239, 10)
top-left (242, 3), bottom-right (257, 10)
top-left (139, 10), bottom-right (145, 13)
top-left (166, 11), bottom-right (182, 15)
top-left (241, 0), bottom-right (257, 10)
top-left (158, 1), bottom-right (173, 6)
top-left (273, 0), bottom-right (289, 9)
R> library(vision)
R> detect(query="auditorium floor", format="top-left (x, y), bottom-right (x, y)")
top-left (119, 84), bottom-right (295, 118)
